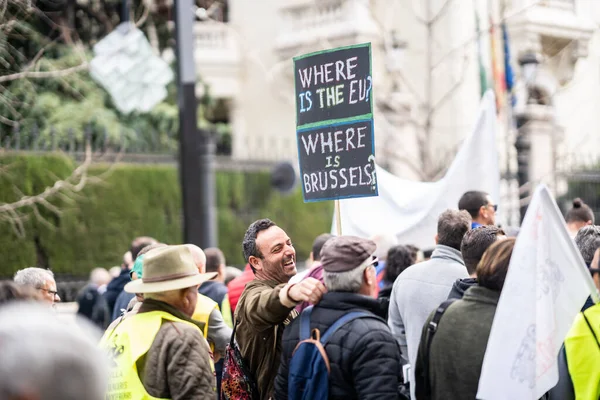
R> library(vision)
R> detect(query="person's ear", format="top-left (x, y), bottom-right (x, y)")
top-left (434, 234), bottom-right (439, 244)
top-left (364, 266), bottom-right (375, 286)
top-left (479, 205), bottom-right (488, 220)
top-left (586, 220), bottom-right (593, 226)
top-left (249, 255), bottom-right (262, 271)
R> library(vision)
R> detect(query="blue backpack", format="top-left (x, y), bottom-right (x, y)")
top-left (288, 306), bottom-right (373, 400)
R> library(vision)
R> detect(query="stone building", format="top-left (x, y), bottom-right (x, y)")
top-left (170, 0), bottom-right (600, 224)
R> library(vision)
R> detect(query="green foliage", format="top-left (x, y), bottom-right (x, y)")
top-left (1, 1), bottom-right (229, 154)
top-left (0, 155), bottom-right (333, 278)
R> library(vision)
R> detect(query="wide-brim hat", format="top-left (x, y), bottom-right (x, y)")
top-left (125, 245), bottom-right (216, 294)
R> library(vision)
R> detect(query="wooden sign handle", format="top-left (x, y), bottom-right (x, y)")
top-left (335, 200), bottom-right (342, 236)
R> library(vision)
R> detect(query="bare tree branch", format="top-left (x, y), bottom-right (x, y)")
top-left (398, 0), bottom-right (428, 25)
top-left (0, 142), bottom-right (92, 215)
top-left (0, 61), bottom-right (89, 83)
top-left (429, 0), bottom-right (454, 25)
top-left (135, 1), bottom-right (150, 28)
top-left (431, 53), bottom-right (469, 112)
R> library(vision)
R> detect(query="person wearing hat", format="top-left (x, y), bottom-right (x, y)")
top-left (274, 236), bottom-right (403, 399)
top-left (100, 245), bottom-right (218, 400)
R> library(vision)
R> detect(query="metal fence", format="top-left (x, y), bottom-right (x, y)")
top-left (0, 124), bottom-right (278, 171)
top-left (1, 123), bottom-right (181, 154)
top-left (559, 169), bottom-right (600, 223)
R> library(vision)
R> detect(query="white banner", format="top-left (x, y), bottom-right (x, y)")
top-left (332, 90), bottom-right (500, 248)
top-left (477, 185), bottom-right (598, 399)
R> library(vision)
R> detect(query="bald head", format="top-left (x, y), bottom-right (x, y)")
top-left (184, 244), bottom-right (207, 273)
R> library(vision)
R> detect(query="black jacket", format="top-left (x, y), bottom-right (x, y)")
top-left (103, 268), bottom-right (130, 314)
top-left (76, 284), bottom-right (110, 329)
top-left (199, 280), bottom-right (228, 309)
top-left (377, 284), bottom-right (393, 320)
top-left (274, 292), bottom-right (402, 400)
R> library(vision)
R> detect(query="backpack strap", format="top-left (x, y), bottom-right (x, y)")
top-left (581, 310), bottom-right (600, 350)
top-left (320, 311), bottom-right (375, 345)
top-left (299, 305), bottom-right (315, 341)
top-left (424, 299), bottom-right (456, 398)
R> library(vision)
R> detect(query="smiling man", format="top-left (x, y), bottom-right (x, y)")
top-left (235, 219), bottom-right (327, 399)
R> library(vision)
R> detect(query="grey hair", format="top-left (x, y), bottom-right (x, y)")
top-left (323, 263), bottom-right (369, 293)
top-left (14, 267), bottom-right (54, 289)
top-left (574, 225), bottom-right (600, 265)
top-left (89, 268), bottom-right (111, 286)
top-left (0, 303), bottom-right (108, 400)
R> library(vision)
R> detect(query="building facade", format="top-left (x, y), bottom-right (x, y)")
top-left (190, 0), bottom-right (600, 225)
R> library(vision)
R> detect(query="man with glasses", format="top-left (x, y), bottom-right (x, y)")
top-left (14, 267), bottom-right (60, 305)
top-left (458, 190), bottom-right (498, 228)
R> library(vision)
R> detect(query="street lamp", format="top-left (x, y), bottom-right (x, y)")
top-left (515, 51), bottom-right (540, 222)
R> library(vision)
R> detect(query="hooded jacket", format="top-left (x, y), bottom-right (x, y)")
top-left (447, 278), bottom-right (478, 300)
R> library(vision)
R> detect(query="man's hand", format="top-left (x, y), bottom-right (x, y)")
top-left (288, 277), bottom-right (327, 305)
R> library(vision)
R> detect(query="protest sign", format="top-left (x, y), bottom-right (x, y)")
top-left (477, 184), bottom-right (599, 400)
top-left (294, 43), bottom-right (377, 205)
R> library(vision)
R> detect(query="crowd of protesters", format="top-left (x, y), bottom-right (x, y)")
top-left (0, 192), bottom-right (598, 400)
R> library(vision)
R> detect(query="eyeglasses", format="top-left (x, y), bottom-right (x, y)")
top-left (487, 204), bottom-right (498, 212)
top-left (370, 256), bottom-right (379, 268)
top-left (39, 288), bottom-right (59, 297)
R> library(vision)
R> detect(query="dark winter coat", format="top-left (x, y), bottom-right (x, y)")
top-left (103, 268), bottom-right (130, 314)
top-left (112, 290), bottom-right (135, 321)
top-left (275, 292), bottom-right (403, 400)
top-left (76, 284), bottom-right (110, 329)
top-left (200, 280), bottom-right (228, 309)
top-left (377, 284), bottom-right (393, 320)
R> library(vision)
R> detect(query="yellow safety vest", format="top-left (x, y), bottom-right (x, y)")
top-left (221, 294), bottom-right (233, 329)
top-left (193, 294), bottom-right (219, 340)
top-left (564, 304), bottom-right (600, 400)
top-left (99, 310), bottom-right (205, 400)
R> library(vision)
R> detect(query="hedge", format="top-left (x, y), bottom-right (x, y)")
top-left (0, 154), bottom-right (333, 278)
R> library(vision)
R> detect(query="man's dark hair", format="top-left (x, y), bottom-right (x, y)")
top-left (574, 225), bottom-right (600, 265)
top-left (461, 226), bottom-right (506, 275)
top-left (384, 245), bottom-right (416, 283)
top-left (130, 236), bottom-right (158, 260)
top-left (242, 219), bottom-right (276, 273)
top-left (205, 247), bottom-right (226, 273)
top-left (423, 248), bottom-right (434, 259)
top-left (312, 233), bottom-right (334, 262)
top-left (477, 238), bottom-right (515, 292)
top-left (458, 191), bottom-right (489, 219)
top-left (405, 244), bottom-right (420, 261)
top-left (565, 198), bottom-right (595, 224)
top-left (437, 210), bottom-right (472, 251)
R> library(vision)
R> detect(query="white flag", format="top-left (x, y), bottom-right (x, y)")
top-left (477, 185), bottom-right (598, 399)
top-left (332, 90), bottom-right (500, 248)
